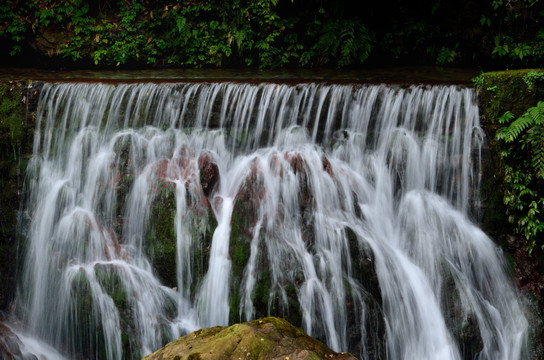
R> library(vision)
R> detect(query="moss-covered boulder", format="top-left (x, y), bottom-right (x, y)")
top-left (476, 69), bottom-right (544, 125)
top-left (143, 317), bottom-right (357, 360)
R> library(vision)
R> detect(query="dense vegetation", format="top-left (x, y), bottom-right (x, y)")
top-left (476, 70), bottom-right (544, 253)
top-left (476, 70), bottom-right (544, 353)
top-left (0, 0), bottom-right (543, 69)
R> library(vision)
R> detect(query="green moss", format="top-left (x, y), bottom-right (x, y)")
top-left (523, 71), bottom-right (544, 91)
top-left (188, 198), bottom-right (216, 296)
top-left (251, 267), bottom-right (271, 317)
top-left (146, 187), bottom-right (178, 287)
top-left (228, 193), bottom-right (258, 321)
top-left (187, 353), bottom-right (201, 360)
top-left (94, 265), bottom-right (128, 308)
top-left (66, 272), bottom-right (114, 359)
top-left (0, 83), bottom-right (24, 158)
top-left (145, 316), bottom-right (357, 360)
top-left (145, 182), bottom-right (218, 292)
top-left (476, 69), bottom-right (544, 124)
top-left (230, 196), bottom-right (254, 254)
top-left (93, 264), bottom-right (145, 359)
top-left (231, 242), bottom-right (249, 267)
top-left (227, 176), bottom-right (307, 326)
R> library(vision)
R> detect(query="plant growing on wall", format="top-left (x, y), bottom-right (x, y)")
top-left (496, 101), bottom-right (544, 251)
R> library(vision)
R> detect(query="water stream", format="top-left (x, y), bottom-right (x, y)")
top-left (10, 82), bottom-right (528, 359)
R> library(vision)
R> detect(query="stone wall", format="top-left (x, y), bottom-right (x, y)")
top-left (0, 80), bottom-right (39, 310)
top-left (476, 69), bottom-right (544, 357)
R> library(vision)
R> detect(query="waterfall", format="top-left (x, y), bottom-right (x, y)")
top-left (13, 82), bottom-right (528, 359)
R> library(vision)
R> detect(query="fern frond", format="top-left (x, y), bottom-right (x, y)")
top-left (532, 146), bottom-right (544, 178)
top-left (497, 106), bottom-right (542, 142)
top-left (496, 127), bottom-right (513, 142)
top-left (340, 21), bottom-right (354, 40)
top-left (496, 117), bottom-right (531, 142)
top-left (511, 114), bottom-right (536, 138)
top-left (533, 101), bottom-right (544, 125)
top-left (528, 106), bottom-right (542, 125)
top-left (498, 110), bottom-right (515, 124)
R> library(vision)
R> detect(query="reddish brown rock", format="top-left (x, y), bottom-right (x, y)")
top-left (322, 155), bottom-right (334, 177)
top-left (198, 152), bottom-right (220, 196)
top-left (0, 322), bottom-right (24, 360)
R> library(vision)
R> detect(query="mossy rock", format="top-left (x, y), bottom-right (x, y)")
top-left (476, 69), bottom-right (544, 126)
top-left (227, 155), bottom-right (317, 325)
top-left (344, 226), bottom-right (385, 357)
top-left (146, 182), bottom-right (216, 292)
top-left (143, 317), bottom-right (357, 360)
top-left (146, 187), bottom-right (178, 287)
top-left (66, 271), bottom-right (109, 359)
top-left (228, 169), bottom-right (265, 322)
top-left (0, 83), bottom-right (24, 157)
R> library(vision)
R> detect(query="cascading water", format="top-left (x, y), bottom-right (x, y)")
top-left (11, 81), bottom-right (529, 359)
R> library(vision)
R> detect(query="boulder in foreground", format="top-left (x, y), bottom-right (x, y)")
top-left (143, 317), bottom-right (357, 360)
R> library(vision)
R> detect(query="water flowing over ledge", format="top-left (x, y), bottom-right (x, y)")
top-left (0, 67), bottom-right (477, 84)
top-left (12, 82), bottom-right (528, 359)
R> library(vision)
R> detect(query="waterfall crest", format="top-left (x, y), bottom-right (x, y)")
top-left (15, 82), bottom-right (528, 359)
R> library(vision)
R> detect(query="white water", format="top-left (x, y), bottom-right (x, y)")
top-left (12, 82), bottom-right (528, 359)
top-left (2, 322), bottom-right (67, 360)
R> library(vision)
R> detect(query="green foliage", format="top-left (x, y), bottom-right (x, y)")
top-left (496, 101), bottom-right (544, 251)
top-left (436, 45), bottom-right (459, 65)
top-left (474, 69), bottom-right (544, 123)
top-left (484, 0), bottom-right (544, 67)
top-left (476, 70), bottom-right (544, 252)
top-left (0, 0), bottom-right (374, 68)
top-left (472, 74), bottom-right (484, 88)
top-left (377, 0), bottom-right (544, 67)
top-left (523, 71), bottom-right (544, 91)
top-left (383, 18), bottom-right (436, 61)
top-left (308, 18), bottom-right (373, 68)
top-left (501, 165), bottom-right (544, 252)
top-left (497, 102), bottom-right (544, 178)
top-left (1, 0), bottom-right (542, 69)
top-left (492, 35), bottom-right (544, 62)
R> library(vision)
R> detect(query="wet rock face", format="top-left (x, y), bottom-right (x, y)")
top-left (143, 317), bottom-right (357, 360)
top-left (146, 187), bottom-right (178, 288)
top-left (321, 155), bottom-right (334, 177)
top-left (198, 152), bottom-right (219, 197)
top-left (0, 81), bottom-right (39, 311)
top-left (0, 322), bottom-right (27, 360)
top-left (228, 160), bottom-right (267, 321)
top-left (506, 236), bottom-right (544, 358)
